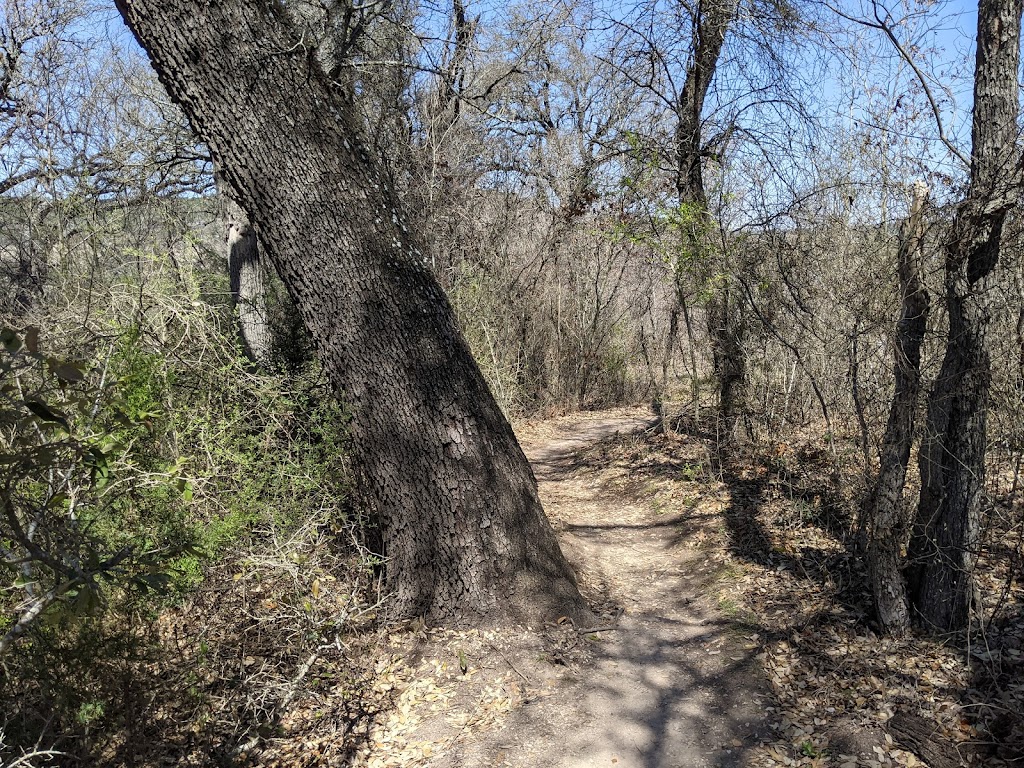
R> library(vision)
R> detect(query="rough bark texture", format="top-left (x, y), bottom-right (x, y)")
top-left (907, 0), bottom-right (1022, 632)
top-left (707, 282), bottom-right (748, 431)
top-left (868, 181), bottom-right (930, 635)
top-left (887, 713), bottom-right (967, 768)
top-left (674, 0), bottom-right (738, 208)
top-left (115, 0), bottom-right (590, 626)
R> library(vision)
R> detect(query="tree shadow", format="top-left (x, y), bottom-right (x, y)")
top-left (562, 418), bottom-right (869, 620)
top-left (459, 564), bottom-right (772, 768)
top-left (562, 416), bottom-right (1024, 768)
top-left (0, 571), bottom-right (387, 768)
top-left (482, 418), bottom-right (775, 766)
top-left (968, 605), bottom-right (1024, 763)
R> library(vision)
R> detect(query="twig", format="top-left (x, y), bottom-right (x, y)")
top-left (279, 651), bottom-right (319, 711)
top-left (486, 642), bottom-right (530, 683)
top-left (576, 607), bottom-right (625, 634)
top-left (4, 750), bottom-right (66, 768)
top-left (233, 650), bottom-right (319, 756)
top-left (823, 0), bottom-right (970, 168)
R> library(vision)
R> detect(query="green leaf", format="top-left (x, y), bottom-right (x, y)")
top-left (50, 361), bottom-right (85, 383)
top-left (86, 447), bottom-right (110, 488)
top-left (1, 328), bottom-right (21, 353)
top-left (74, 585), bottom-right (100, 617)
top-left (175, 476), bottom-right (194, 501)
top-left (133, 572), bottom-right (171, 594)
top-left (24, 398), bottom-right (70, 428)
top-left (47, 492), bottom-right (69, 509)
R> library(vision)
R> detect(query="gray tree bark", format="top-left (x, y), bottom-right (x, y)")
top-left (907, 0), bottom-right (1023, 632)
top-left (115, 0), bottom-right (591, 626)
top-left (220, 186), bottom-right (273, 366)
top-left (673, 0), bottom-right (738, 208)
top-left (868, 181), bottom-right (930, 635)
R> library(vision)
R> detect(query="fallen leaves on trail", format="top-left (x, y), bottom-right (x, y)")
top-left (352, 624), bottom-right (573, 768)
top-left (577, 423), bottom-right (1023, 768)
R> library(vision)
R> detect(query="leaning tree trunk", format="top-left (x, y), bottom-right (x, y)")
top-left (115, 0), bottom-right (591, 626)
top-left (868, 181), bottom-right (930, 636)
top-left (907, 0), bottom-right (1022, 632)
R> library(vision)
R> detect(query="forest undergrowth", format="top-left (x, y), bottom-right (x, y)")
top-left (3, 394), bottom-right (1022, 767)
top-left (0, 295), bottom-right (386, 766)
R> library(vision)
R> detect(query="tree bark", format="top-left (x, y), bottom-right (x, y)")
top-left (115, 0), bottom-right (591, 626)
top-left (673, 0), bottom-right (745, 433)
top-left (674, 0), bottom-right (739, 208)
top-left (907, 0), bottom-right (1022, 632)
top-left (887, 713), bottom-right (968, 768)
top-left (868, 181), bottom-right (930, 636)
top-left (221, 189), bottom-right (273, 366)
top-left (708, 280), bottom-right (748, 431)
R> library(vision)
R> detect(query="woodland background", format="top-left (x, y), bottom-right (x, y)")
top-left (0, 0), bottom-right (1022, 764)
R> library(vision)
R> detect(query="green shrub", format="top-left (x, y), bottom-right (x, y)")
top-left (0, 309), bottom-right (353, 762)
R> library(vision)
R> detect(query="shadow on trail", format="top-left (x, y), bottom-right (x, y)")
top-left (497, 565), bottom-right (770, 768)
top-left (505, 414), bottom-right (772, 768)
top-left (715, 459), bottom-right (870, 624)
top-left (552, 418), bottom-right (867, 617)
top-left (561, 610), bottom-right (769, 768)
top-left (529, 415), bottom-right (1024, 767)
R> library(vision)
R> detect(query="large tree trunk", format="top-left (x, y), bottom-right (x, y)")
top-left (868, 181), bottom-right (930, 635)
top-left (907, 0), bottom-right (1022, 632)
top-left (115, 0), bottom-right (591, 626)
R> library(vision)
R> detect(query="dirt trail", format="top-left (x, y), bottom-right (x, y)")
top-left (435, 409), bottom-right (771, 768)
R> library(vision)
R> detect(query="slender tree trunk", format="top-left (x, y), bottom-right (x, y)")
top-left (907, 0), bottom-right (1022, 632)
top-left (680, 290), bottom-right (702, 421)
top-left (115, 0), bottom-right (591, 626)
top-left (673, 0), bottom-right (744, 434)
top-left (673, 0), bottom-right (738, 209)
top-left (708, 281), bottom-right (747, 432)
top-left (220, 190), bottom-right (273, 366)
top-left (849, 317), bottom-right (872, 477)
top-left (868, 181), bottom-right (930, 636)
top-left (662, 297), bottom-right (680, 400)
top-left (5, 219), bottom-right (49, 316)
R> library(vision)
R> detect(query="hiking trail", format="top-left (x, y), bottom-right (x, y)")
top-left (415, 408), bottom-right (771, 768)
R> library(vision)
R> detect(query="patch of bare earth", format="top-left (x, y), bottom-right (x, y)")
top-left (356, 409), bottom-right (1021, 768)
top-left (355, 409), bottom-right (772, 768)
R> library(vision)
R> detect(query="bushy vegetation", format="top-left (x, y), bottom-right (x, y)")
top-left (0, 230), bottom-right (361, 762)
top-left (1, 0), bottom-right (1022, 763)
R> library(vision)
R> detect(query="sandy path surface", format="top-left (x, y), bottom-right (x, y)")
top-left (438, 409), bottom-right (771, 768)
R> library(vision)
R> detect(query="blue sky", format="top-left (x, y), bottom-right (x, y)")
top-left (0, 0), bottom-right (994, 218)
